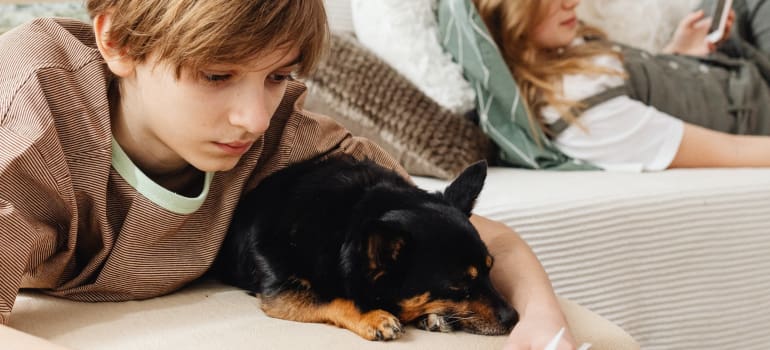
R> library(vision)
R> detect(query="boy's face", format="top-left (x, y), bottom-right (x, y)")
top-left (114, 47), bottom-right (300, 174)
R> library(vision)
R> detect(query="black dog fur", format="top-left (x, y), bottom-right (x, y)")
top-left (215, 154), bottom-right (517, 340)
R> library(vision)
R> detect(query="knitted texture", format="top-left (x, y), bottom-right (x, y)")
top-left (306, 33), bottom-right (494, 180)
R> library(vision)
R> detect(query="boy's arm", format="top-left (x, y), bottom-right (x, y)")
top-left (0, 127), bottom-right (63, 325)
top-left (0, 208), bottom-right (28, 324)
top-left (0, 324), bottom-right (70, 350)
top-left (0, 199), bottom-right (40, 325)
top-left (471, 215), bottom-right (578, 350)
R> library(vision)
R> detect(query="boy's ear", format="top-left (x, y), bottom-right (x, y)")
top-left (443, 160), bottom-right (487, 216)
top-left (93, 12), bottom-right (135, 78)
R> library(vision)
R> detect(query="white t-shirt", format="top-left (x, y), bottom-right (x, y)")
top-left (541, 49), bottom-right (685, 172)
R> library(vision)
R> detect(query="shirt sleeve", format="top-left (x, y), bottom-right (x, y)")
top-left (0, 127), bottom-right (64, 325)
top-left (550, 96), bottom-right (684, 172)
top-left (0, 200), bottom-right (34, 325)
top-left (542, 54), bottom-right (685, 172)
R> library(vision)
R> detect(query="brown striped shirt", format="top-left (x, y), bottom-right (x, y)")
top-left (0, 18), bottom-right (403, 324)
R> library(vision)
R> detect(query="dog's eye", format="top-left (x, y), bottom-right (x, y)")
top-left (448, 284), bottom-right (471, 299)
top-left (467, 266), bottom-right (478, 280)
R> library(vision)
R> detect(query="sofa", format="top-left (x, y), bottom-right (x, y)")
top-left (4, 1), bottom-right (770, 350)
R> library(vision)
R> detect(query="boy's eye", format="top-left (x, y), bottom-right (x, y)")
top-left (268, 73), bottom-right (293, 83)
top-left (201, 72), bottom-right (233, 83)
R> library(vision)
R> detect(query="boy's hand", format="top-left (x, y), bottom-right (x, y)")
top-left (501, 306), bottom-right (577, 350)
top-left (663, 10), bottom-right (714, 56)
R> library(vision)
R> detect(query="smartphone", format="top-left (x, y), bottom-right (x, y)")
top-left (706, 0), bottom-right (733, 43)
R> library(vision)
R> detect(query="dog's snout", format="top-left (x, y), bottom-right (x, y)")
top-left (497, 305), bottom-right (518, 330)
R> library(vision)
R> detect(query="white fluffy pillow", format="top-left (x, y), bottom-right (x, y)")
top-left (351, 0), bottom-right (476, 115)
top-left (577, 0), bottom-right (702, 53)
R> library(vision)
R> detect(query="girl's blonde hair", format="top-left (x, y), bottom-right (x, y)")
top-left (86, 0), bottom-right (328, 78)
top-left (472, 0), bottom-right (622, 136)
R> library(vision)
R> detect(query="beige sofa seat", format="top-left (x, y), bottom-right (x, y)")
top-left (11, 280), bottom-right (635, 350)
top-left (415, 167), bottom-right (770, 350)
top-left (9, 167), bottom-right (770, 350)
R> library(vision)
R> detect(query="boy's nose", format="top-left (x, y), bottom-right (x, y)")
top-left (230, 93), bottom-right (271, 135)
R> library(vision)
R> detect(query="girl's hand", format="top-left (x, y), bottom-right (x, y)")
top-left (663, 10), bottom-right (714, 56)
top-left (501, 306), bottom-right (577, 350)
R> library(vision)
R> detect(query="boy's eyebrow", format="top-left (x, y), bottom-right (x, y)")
top-left (278, 56), bottom-right (301, 68)
top-left (232, 53), bottom-right (301, 72)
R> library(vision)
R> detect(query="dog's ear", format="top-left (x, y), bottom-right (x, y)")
top-left (366, 230), bottom-right (407, 281)
top-left (364, 210), bottom-right (414, 282)
top-left (443, 160), bottom-right (487, 216)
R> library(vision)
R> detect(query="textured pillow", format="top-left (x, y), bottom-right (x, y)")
top-left (437, 0), bottom-right (598, 170)
top-left (304, 33), bottom-right (494, 180)
top-left (351, 0), bottom-right (476, 115)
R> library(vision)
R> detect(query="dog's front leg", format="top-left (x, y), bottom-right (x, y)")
top-left (260, 290), bottom-right (404, 341)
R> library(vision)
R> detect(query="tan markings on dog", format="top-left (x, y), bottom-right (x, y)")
top-left (289, 276), bottom-right (312, 289)
top-left (368, 235), bottom-right (406, 281)
top-left (368, 234), bottom-right (405, 267)
top-left (468, 266), bottom-right (478, 279)
top-left (368, 237), bottom-right (378, 270)
top-left (466, 299), bottom-right (511, 334)
top-left (400, 293), bottom-right (431, 310)
top-left (467, 299), bottom-right (496, 320)
top-left (372, 270), bottom-right (386, 281)
top-left (485, 255), bottom-right (493, 268)
top-left (399, 294), bottom-right (506, 334)
top-left (260, 290), bottom-right (403, 341)
top-left (399, 293), bottom-right (470, 322)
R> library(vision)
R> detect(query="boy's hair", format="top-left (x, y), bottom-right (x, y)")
top-left (86, 0), bottom-right (328, 78)
top-left (473, 0), bottom-right (623, 136)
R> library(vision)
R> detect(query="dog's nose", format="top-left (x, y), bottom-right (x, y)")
top-left (497, 306), bottom-right (519, 330)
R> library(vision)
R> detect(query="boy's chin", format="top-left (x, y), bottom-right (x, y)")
top-left (191, 158), bottom-right (242, 173)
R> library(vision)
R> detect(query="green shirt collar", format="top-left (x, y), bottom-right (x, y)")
top-left (111, 137), bottom-right (214, 214)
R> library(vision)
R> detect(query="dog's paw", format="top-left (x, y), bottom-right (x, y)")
top-left (416, 313), bottom-right (453, 333)
top-left (358, 310), bottom-right (404, 341)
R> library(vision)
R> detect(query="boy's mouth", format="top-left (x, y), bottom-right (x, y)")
top-left (214, 141), bottom-right (253, 155)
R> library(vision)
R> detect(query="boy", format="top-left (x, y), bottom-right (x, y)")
top-left (0, 1), bottom-right (636, 349)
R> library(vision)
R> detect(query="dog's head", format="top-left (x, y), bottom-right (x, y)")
top-left (342, 161), bottom-right (518, 335)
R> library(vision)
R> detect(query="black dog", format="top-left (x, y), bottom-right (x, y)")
top-left (215, 155), bottom-right (517, 340)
